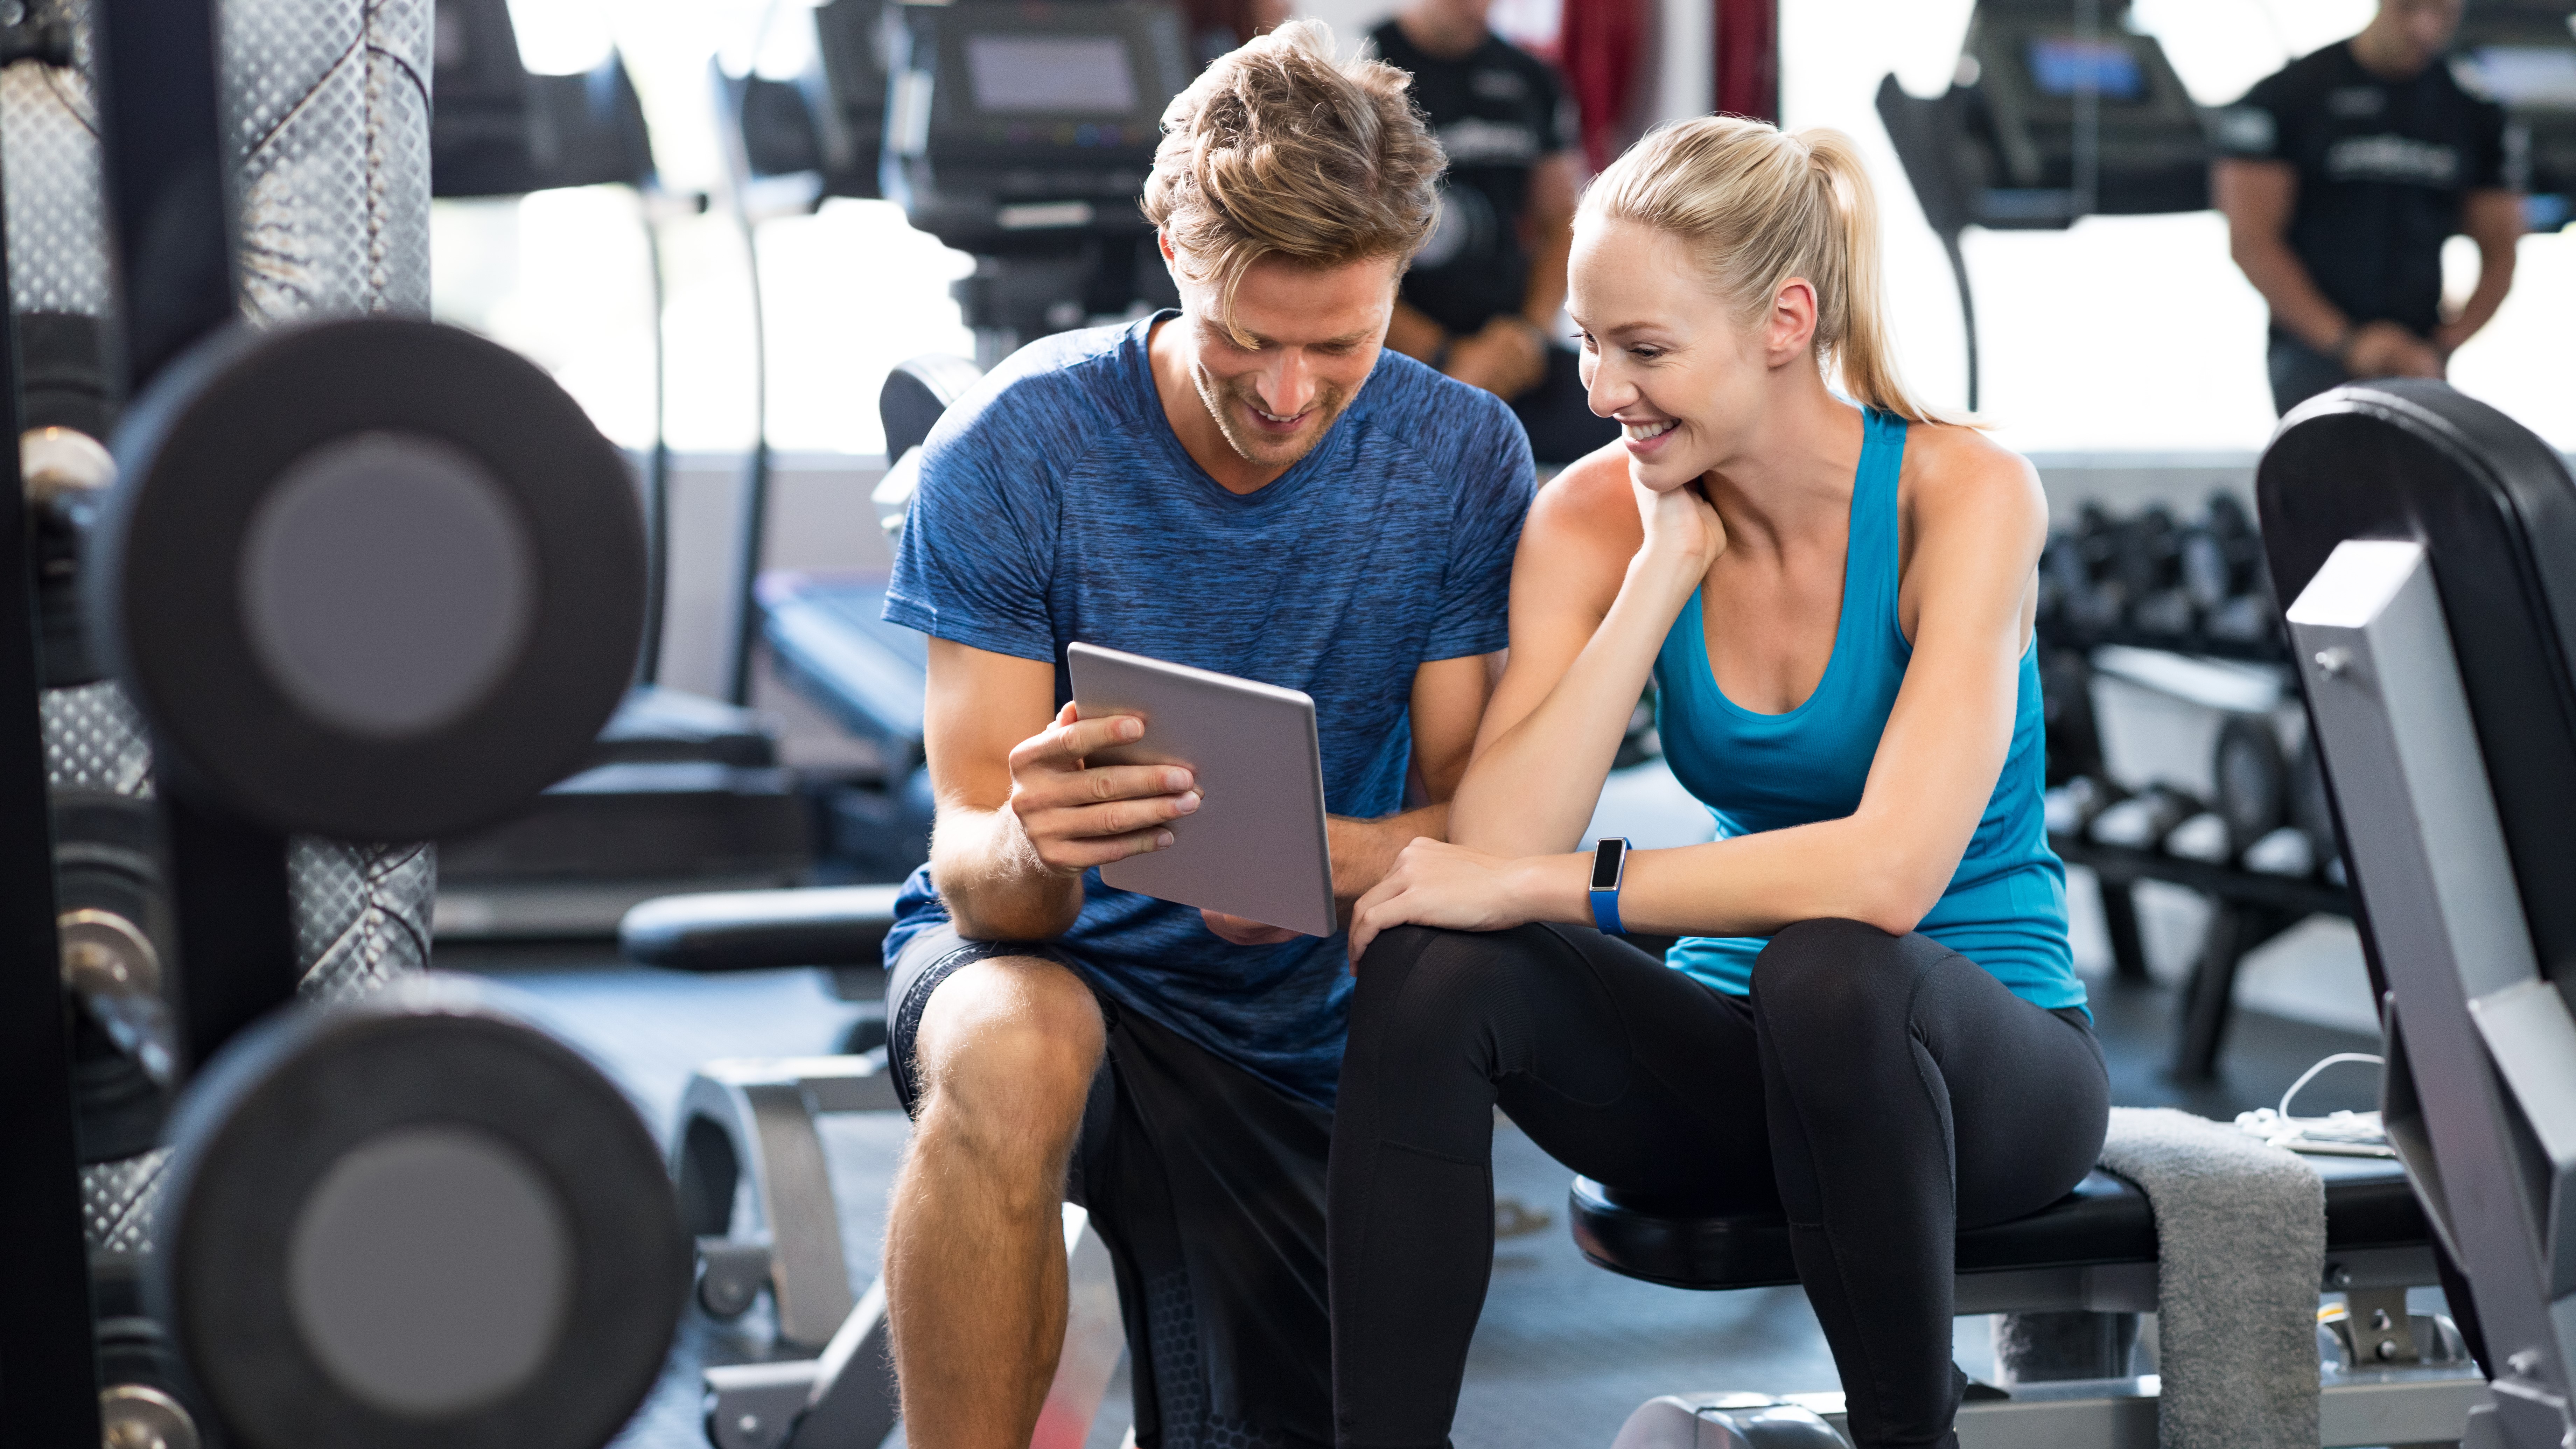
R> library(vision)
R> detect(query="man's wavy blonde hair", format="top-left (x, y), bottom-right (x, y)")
top-left (1142, 21), bottom-right (1444, 339)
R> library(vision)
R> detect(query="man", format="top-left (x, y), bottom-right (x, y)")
top-left (1369, 0), bottom-right (1612, 464)
top-left (2216, 0), bottom-right (2525, 415)
top-left (874, 22), bottom-right (1532, 1449)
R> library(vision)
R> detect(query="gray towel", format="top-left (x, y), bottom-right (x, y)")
top-left (2099, 1105), bottom-right (2325, 1449)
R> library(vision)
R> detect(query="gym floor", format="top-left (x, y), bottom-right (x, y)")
top-left (444, 795), bottom-right (2392, 1449)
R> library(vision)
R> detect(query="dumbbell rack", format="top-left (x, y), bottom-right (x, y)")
top-left (2049, 832), bottom-right (2352, 1080)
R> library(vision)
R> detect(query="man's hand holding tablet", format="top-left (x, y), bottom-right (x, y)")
top-left (1067, 643), bottom-right (1341, 939)
top-left (1003, 701), bottom-right (1203, 874)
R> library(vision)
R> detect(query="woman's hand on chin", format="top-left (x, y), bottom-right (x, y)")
top-left (1630, 474), bottom-right (1726, 592)
top-left (1348, 839), bottom-right (1555, 966)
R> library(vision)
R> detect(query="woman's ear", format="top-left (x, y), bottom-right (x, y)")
top-left (1764, 277), bottom-right (1820, 367)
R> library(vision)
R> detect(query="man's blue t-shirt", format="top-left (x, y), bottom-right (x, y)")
top-left (880, 312), bottom-right (1533, 1106)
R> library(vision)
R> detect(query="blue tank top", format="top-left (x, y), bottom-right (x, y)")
top-left (1651, 410), bottom-right (2083, 1012)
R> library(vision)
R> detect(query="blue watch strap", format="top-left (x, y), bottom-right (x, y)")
top-left (1588, 838), bottom-right (1630, 936)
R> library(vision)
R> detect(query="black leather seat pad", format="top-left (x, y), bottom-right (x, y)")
top-left (1570, 1154), bottom-right (2426, 1292)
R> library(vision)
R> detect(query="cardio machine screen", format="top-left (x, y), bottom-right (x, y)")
top-left (965, 34), bottom-right (1140, 115)
top-left (2025, 37), bottom-right (2145, 101)
top-left (2470, 47), bottom-right (2576, 110)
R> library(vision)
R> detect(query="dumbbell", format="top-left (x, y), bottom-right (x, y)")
top-left (27, 425), bottom-right (116, 686)
top-left (2085, 783), bottom-right (2203, 852)
top-left (2210, 714), bottom-right (2286, 860)
top-left (2038, 647), bottom-right (2104, 787)
top-left (153, 978), bottom-right (684, 1449)
top-left (73, 316), bottom-right (687, 1449)
top-left (54, 790), bottom-right (175, 1164)
top-left (2179, 494), bottom-right (2258, 612)
top-left (2055, 504), bottom-right (2126, 634)
top-left (2186, 494), bottom-right (2281, 648)
top-left (2120, 506), bottom-right (2194, 640)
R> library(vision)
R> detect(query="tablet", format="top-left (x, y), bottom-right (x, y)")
top-left (1066, 642), bottom-right (1337, 937)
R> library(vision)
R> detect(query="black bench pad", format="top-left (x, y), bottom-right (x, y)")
top-left (1570, 1154), bottom-right (2427, 1293)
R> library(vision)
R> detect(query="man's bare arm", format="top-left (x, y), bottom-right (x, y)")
top-left (1519, 153), bottom-right (1578, 332)
top-left (923, 639), bottom-right (1199, 941)
top-left (2216, 158), bottom-right (2346, 352)
top-left (2434, 188), bottom-right (2524, 355)
top-left (1325, 651), bottom-right (1497, 895)
top-left (2217, 157), bottom-right (2441, 377)
top-left (1202, 652), bottom-right (1499, 943)
top-left (1385, 300), bottom-right (1448, 363)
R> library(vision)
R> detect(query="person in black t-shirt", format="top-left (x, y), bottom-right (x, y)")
top-left (2215, 0), bottom-right (2526, 415)
top-left (1370, 1), bottom-right (1615, 464)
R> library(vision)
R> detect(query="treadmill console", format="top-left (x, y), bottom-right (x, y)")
top-left (2453, 2), bottom-right (2576, 231)
top-left (1904, 0), bottom-right (2211, 231)
top-left (883, 0), bottom-right (1191, 255)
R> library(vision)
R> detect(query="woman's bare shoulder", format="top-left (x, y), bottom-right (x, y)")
top-left (1901, 420), bottom-right (2045, 530)
top-left (1527, 441), bottom-right (1641, 551)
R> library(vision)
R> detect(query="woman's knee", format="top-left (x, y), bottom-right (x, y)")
top-left (1349, 924), bottom-right (1558, 1071)
top-left (1755, 918), bottom-right (1909, 1010)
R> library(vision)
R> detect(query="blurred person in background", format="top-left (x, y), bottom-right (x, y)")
top-left (1185, 0), bottom-right (1293, 66)
top-left (2215, 0), bottom-right (2525, 415)
top-left (1371, 0), bottom-right (1618, 464)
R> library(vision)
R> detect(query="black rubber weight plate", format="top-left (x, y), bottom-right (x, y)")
top-left (93, 318), bottom-right (644, 841)
top-left (151, 976), bottom-right (687, 1449)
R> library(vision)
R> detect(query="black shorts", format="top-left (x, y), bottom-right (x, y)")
top-left (887, 922), bottom-right (1334, 1449)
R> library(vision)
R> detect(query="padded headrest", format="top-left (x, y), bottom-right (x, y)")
top-left (2256, 380), bottom-right (2576, 983)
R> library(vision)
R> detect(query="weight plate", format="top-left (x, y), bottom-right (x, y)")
top-left (92, 318), bottom-right (644, 841)
top-left (151, 976), bottom-right (685, 1449)
top-left (2212, 714), bottom-right (2287, 854)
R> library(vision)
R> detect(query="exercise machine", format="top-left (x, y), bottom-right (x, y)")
top-left (1875, 0), bottom-right (2212, 409)
top-left (613, 898), bottom-right (1127, 1448)
top-left (2451, 3), bottom-right (2576, 231)
top-left (615, 346), bottom-right (987, 973)
top-left (670, 1051), bottom-right (1128, 1449)
top-left (714, 0), bottom-right (889, 209)
top-left (0, 0), bottom-right (690, 1442)
top-left (429, 0), bottom-right (812, 938)
top-left (1587, 384), bottom-right (2576, 1447)
top-left (881, 0), bottom-right (1191, 366)
top-left (2263, 381), bottom-right (2576, 1449)
top-left (701, 1), bottom-right (1188, 882)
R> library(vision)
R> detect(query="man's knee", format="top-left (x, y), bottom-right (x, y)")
top-left (911, 956), bottom-right (1104, 1164)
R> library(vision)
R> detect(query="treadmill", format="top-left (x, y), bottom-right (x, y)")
top-left (707, 1), bottom-right (1190, 882)
top-left (1879, 0), bottom-right (2576, 410)
top-left (1875, 0), bottom-right (2211, 408)
top-left (428, 0), bottom-right (810, 936)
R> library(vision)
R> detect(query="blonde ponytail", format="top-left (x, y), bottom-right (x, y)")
top-left (1581, 117), bottom-right (1952, 425)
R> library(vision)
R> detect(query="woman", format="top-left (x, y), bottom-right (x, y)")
top-left (1326, 117), bottom-right (2109, 1449)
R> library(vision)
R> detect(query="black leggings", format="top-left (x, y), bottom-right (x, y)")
top-left (1327, 919), bottom-right (2109, 1449)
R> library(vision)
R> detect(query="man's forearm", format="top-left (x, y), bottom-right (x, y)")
top-left (1521, 227), bottom-right (1571, 332)
top-left (1329, 804), bottom-right (1448, 906)
top-left (2437, 245), bottom-right (2516, 352)
top-left (931, 807), bottom-right (1084, 941)
top-left (1385, 301), bottom-right (1446, 363)
top-left (2232, 233), bottom-right (2349, 352)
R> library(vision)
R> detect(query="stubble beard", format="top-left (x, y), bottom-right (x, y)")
top-left (1193, 367), bottom-right (1351, 471)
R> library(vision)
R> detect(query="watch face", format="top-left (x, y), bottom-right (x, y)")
top-left (1591, 838), bottom-right (1624, 891)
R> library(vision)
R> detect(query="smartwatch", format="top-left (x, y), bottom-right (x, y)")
top-left (1588, 837), bottom-right (1631, 936)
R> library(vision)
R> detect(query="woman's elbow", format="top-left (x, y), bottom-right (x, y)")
top-left (1843, 868), bottom-right (1949, 939)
